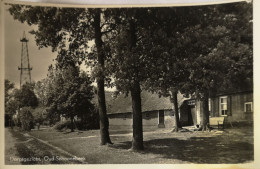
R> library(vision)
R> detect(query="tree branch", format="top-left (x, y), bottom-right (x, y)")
top-left (101, 22), bottom-right (109, 29)
top-left (101, 29), bottom-right (113, 35)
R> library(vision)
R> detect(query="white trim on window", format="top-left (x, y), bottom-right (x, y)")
top-left (244, 102), bottom-right (253, 112)
top-left (219, 96), bottom-right (228, 116)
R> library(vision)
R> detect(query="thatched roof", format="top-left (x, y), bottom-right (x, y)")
top-left (105, 91), bottom-right (186, 114)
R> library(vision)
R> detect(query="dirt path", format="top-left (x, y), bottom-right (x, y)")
top-left (5, 128), bottom-right (85, 165)
top-left (5, 128), bottom-right (21, 165)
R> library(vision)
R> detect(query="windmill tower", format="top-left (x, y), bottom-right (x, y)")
top-left (18, 32), bottom-right (32, 88)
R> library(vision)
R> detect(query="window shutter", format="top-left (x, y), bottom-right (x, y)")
top-left (227, 96), bottom-right (232, 116)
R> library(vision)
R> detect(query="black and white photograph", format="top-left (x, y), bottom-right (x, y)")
top-left (0, 0), bottom-right (257, 167)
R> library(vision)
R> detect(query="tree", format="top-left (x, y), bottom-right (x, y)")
top-left (8, 6), bottom-right (113, 144)
top-left (5, 99), bottom-right (20, 116)
top-left (140, 7), bottom-right (204, 132)
top-left (129, 3), bottom-right (252, 132)
top-left (106, 7), bottom-right (205, 148)
top-left (32, 107), bottom-right (44, 128)
top-left (13, 83), bottom-right (38, 109)
top-left (43, 50), bottom-right (95, 132)
top-left (105, 9), bottom-right (140, 150)
top-left (216, 3), bottom-right (253, 92)
top-left (34, 79), bottom-right (49, 106)
top-left (174, 2), bottom-right (252, 130)
top-left (19, 107), bottom-right (34, 131)
top-left (5, 80), bottom-right (14, 104)
top-left (5, 80), bottom-right (16, 115)
top-left (106, 8), bottom-right (169, 150)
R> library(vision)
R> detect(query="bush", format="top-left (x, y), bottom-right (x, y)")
top-left (32, 107), bottom-right (47, 125)
top-left (52, 120), bottom-right (72, 131)
top-left (19, 107), bottom-right (34, 131)
top-left (52, 120), bottom-right (84, 131)
top-left (52, 118), bottom-right (99, 131)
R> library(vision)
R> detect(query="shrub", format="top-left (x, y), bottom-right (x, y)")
top-left (32, 107), bottom-right (46, 125)
top-left (52, 120), bottom-right (72, 131)
top-left (19, 107), bottom-right (34, 131)
top-left (52, 118), bottom-right (99, 131)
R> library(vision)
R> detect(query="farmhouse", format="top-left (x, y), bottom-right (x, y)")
top-left (180, 90), bottom-right (253, 127)
top-left (106, 91), bottom-right (188, 129)
top-left (105, 88), bottom-right (253, 129)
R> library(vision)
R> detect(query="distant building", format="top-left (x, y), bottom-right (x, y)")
top-left (104, 88), bottom-right (253, 129)
top-left (106, 91), bottom-right (188, 129)
top-left (180, 90), bottom-right (253, 126)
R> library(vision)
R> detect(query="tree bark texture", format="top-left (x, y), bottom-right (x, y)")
top-left (94, 9), bottom-right (112, 145)
top-left (131, 81), bottom-right (144, 150)
top-left (171, 89), bottom-right (182, 132)
top-left (129, 16), bottom-right (144, 150)
top-left (201, 91), bottom-right (210, 131)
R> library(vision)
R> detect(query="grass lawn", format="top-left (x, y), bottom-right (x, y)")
top-left (27, 125), bottom-right (254, 164)
top-left (5, 128), bottom-right (82, 164)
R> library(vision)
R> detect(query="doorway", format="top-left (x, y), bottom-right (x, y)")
top-left (190, 106), bottom-right (197, 125)
top-left (158, 110), bottom-right (165, 128)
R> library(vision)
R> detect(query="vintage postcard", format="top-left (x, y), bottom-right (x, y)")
top-left (0, 0), bottom-right (258, 168)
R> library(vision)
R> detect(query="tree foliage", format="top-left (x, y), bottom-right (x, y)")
top-left (5, 80), bottom-right (14, 103)
top-left (9, 5), bottom-right (113, 144)
top-left (174, 2), bottom-right (252, 130)
top-left (5, 99), bottom-right (20, 116)
top-left (42, 51), bottom-right (95, 131)
top-left (106, 8), bottom-right (168, 150)
top-left (19, 107), bottom-right (34, 131)
top-left (13, 83), bottom-right (39, 109)
top-left (8, 2), bottom-right (252, 142)
top-left (5, 80), bottom-right (16, 115)
top-left (139, 7), bottom-right (203, 131)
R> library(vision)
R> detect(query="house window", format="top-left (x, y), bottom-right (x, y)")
top-left (220, 96), bottom-right (228, 116)
top-left (244, 102), bottom-right (253, 112)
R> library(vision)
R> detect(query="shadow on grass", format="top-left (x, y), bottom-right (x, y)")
top-left (111, 136), bottom-right (254, 164)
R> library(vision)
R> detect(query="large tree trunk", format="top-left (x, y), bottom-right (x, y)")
top-left (200, 91), bottom-right (210, 131)
top-left (171, 89), bottom-right (182, 132)
top-left (94, 9), bottom-right (112, 145)
top-left (129, 14), bottom-right (144, 151)
top-left (131, 81), bottom-right (144, 151)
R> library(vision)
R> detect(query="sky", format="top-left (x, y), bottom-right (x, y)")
top-left (4, 4), bottom-right (58, 88)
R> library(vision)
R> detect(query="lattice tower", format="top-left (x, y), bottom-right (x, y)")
top-left (18, 32), bottom-right (32, 88)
